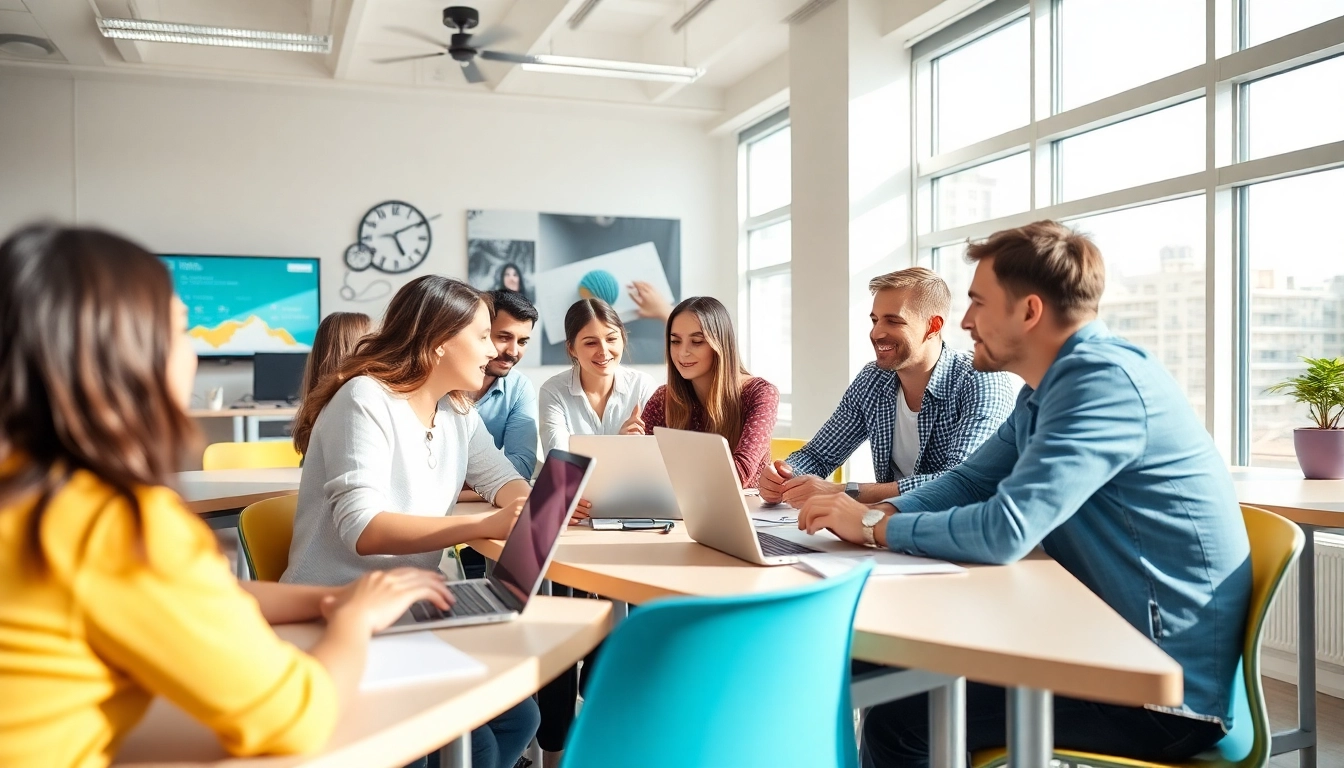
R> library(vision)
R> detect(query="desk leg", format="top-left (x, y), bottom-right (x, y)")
top-left (929, 677), bottom-right (966, 768)
top-left (245, 416), bottom-right (260, 442)
top-left (610, 600), bottom-right (629, 627)
top-left (1006, 688), bottom-right (1052, 768)
top-left (1272, 524), bottom-right (1318, 767)
top-left (439, 732), bottom-right (472, 768)
top-left (231, 416), bottom-right (244, 444)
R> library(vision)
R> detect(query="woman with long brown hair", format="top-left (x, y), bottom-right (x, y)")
top-left (297, 311), bottom-right (371, 412)
top-left (0, 225), bottom-right (451, 768)
top-left (284, 275), bottom-right (538, 768)
top-left (641, 296), bottom-right (779, 487)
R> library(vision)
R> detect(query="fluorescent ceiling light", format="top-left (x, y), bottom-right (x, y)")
top-left (520, 54), bottom-right (701, 83)
top-left (96, 17), bottom-right (331, 54)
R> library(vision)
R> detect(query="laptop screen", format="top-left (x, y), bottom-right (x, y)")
top-left (490, 451), bottom-right (590, 606)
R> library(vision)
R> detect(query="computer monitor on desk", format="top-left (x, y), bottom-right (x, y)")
top-left (253, 352), bottom-right (308, 404)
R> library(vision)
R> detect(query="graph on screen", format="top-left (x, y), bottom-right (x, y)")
top-left (160, 255), bottom-right (320, 356)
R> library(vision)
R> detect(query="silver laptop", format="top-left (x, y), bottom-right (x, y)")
top-left (654, 427), bottom-right (829, 566)
top-left (569, 435), bottom-right (681, 519)
top-left (379, 449), bottom-right (594, 633)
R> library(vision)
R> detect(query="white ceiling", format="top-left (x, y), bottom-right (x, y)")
top-left (0, 0), bottom-right (807, 113)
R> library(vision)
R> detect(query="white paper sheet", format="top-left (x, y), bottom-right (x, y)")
top-left (768, 527), bottom-right (966, 577)
top-left (360, 632), bottom-right (488, 691)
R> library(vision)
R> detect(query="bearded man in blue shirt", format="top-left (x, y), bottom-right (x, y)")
top-left (799, 221), bottom-right (1251, 767)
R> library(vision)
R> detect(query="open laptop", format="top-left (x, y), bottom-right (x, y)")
top-left (568, 435), bottom-right (681, 519)
top-left (378, 449), bottom-right (594, 633)
top-left (654, 427), bottom-right (834, 566)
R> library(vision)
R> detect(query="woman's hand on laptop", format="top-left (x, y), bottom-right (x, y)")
top-left (570, 498), bottom-right (592, 525)
top-left (475, 497), bottom-right (526, 540)
top-left (322, 568), bottom-right (453, 634)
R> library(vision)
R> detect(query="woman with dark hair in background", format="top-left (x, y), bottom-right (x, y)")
top-left (642, 296), bottom-right (779, 488)
top-left (0, 225), bottom-right (450, 768)
top-left (298, 311), bottom-right (371, 406)
top-left (286, 276), bottom-right (539, 768)
top-left (498, 262), bottom-right (526, 296)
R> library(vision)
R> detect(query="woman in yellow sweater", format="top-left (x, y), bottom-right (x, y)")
top-left (0, 225), bottom-right (453, 768)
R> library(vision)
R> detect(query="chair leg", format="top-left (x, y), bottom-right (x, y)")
top-left (439, 732), bottom-right (471, 768)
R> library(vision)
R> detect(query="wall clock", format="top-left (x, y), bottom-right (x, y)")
top-left (345, 200), bottom-right (433, 274)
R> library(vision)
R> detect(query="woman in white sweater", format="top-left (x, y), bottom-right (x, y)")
top-left (283, 276), bottom-right (538, 768)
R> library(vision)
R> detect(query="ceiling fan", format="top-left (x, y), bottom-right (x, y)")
top-left (375, 5), bottom-right (702, 84)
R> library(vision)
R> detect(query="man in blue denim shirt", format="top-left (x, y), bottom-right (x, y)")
top-left (800, 222), bottom-right (1250, 766)
top-left (760, 268), bottom-right (1017, 507)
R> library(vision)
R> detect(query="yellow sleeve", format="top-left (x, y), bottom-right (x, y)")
top-left (74, 489), bottom-right (337, 756)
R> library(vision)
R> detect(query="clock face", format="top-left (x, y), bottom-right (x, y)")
top-left (357, 201), bottom-right (431, 274)
top-left (344, 242), bottom-right (374, 272)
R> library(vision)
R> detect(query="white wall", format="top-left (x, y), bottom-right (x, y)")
top-left (0, 72), bottom-right (728, 453)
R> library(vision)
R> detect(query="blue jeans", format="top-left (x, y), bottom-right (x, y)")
top-left (406, 697), bottom-right (540, 768)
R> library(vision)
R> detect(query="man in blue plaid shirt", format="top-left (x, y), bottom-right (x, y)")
top-left (760, 267), bottom-right (1018, 506)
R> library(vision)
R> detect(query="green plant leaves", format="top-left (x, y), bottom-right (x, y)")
top-left (1265, 356), bottom-right (1344, 429)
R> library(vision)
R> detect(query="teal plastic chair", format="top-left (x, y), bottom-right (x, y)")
top-left (564, 559), bottom-right (874, 768)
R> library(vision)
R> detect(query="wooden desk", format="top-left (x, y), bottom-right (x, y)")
top-left (175, 468), bottom-right (302, 516)
top-left (189, 407), bottom-right (298, 443)
top-left (467, 515), bottom-right (1181, 768)
top-left (114, 597), bottom-right (611, 768)
top-left (1232, 466), bottom-right (1344, 768)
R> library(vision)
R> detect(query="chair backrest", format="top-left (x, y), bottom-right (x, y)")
top-left (237, 494), bottom-right (298, 581)
top-left (565, 560), bottom-right (873, 768)
top-left (771, 437), bottom-right (843, 483)
top-left (202, 441), bottom-right (302, 471)
top-left (1212, 505), bottom-right (1304, 767)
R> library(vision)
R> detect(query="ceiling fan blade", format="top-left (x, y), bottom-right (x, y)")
top-left (461, 60), bottom-right (486, 84)
top-left (478, 50), bottom-right (534, 65)
top-left (385, 25), bottom-right (448, 49)
top-left (372, 51), bottom-right (446, 64)
top-left (468, 26), bottom-right (516, 50)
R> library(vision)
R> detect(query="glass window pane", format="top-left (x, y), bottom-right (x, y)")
top-left (933, 152), bottom-right (1031, 230)
top-left (934, 18), bottom-right (1030, 153)
top-left (748, 272), bottom-right (792, 396)
top-left (1247, 168), bottom-right (1344, 467)
top-left (934, 244), bottom-right (976, 352)
top-left (1058, 99), bottom-right (1205, 202)
top-left (1068, 196), bottom-right (1207, 419)
top-left (1244, 0), bottom-right (1344, 48)
top-left (747, 220), bottom-right (790, 270)
top-left (1245, 56), bottom-right (1344, 160)
top-left (748, 126), bottom-right (790, 217)
top-left (1060, 0), bottom-right (1204, 111)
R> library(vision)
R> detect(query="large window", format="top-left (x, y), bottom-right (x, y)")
top-left (933, 17), bottom-right (1030, 153)
top-left (913, 0), bottom-right (1344, 465)
top-left (740, 113), bottom-right (792, 423)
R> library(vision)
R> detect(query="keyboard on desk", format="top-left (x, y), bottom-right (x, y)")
top-left (757, 531), bottom-right (821, 558)
top-left (410, 582), bottom-right (505, 622)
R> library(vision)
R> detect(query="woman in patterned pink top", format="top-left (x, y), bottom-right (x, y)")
top-left (640, 296), bottom-right (779, 488)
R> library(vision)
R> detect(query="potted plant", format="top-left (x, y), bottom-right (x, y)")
top-left (1266, 356), bottom-right (1344, 479)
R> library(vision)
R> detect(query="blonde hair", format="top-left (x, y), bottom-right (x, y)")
top-left (868, 267), bottom-right (952, 319)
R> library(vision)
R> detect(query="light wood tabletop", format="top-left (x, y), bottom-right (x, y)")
top-left (1230, 467), bottom-right (1344, 527)
top-left (114, 596), bottom-right (611, 768)
top-left (465, 512), bottom-right (1183, 710)
top-left (174, 468), bottom-right (302, 515)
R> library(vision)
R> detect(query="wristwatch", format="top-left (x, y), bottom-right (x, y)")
top-left (844, 481), bottom-right (861, 499)
top-left (860, 508), bottom-right (886, 548)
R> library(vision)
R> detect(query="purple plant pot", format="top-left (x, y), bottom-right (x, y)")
top-left (1293, 428), bottom-right (1344, 479)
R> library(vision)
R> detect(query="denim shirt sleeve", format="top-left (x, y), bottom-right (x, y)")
top-left (885, 356), bottom-right (1147, 564)
top-left (502, 377), bottom-right (539, 480)
top-left (787, 369), bottom-right (872, 478)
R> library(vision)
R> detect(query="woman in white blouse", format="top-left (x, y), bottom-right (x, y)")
top-left (283, 276), bottom-right (538, 768)
top-left (537, 298), bottom-right (659, 455)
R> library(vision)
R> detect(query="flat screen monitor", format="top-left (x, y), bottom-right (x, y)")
top-left (253, 352), bottom-right (309, 403)
top-left (159, 254), bottom-right (320, 357)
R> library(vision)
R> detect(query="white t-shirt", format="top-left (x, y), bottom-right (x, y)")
top-left (537, 366), bottom-right (659, 455)
top-left (891, 388), bottom-right (921, 480)
top-left (281, 376), bottom-right (521, 587)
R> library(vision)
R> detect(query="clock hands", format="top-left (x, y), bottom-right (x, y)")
top-left (379, 232), bottom-right (407, 255)
top-left (388, 220), bottom-right (429, 237)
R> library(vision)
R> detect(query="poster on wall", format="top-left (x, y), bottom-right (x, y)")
top-left (466, 210), bottom-right (681, 365)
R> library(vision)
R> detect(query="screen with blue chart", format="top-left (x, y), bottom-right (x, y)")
top-left (160, 255), bottom-right (321, 357)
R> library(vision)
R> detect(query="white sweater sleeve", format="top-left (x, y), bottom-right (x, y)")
top-left (537, 377), bottom-right (572, 455)
top-left (318, 379), bottom-right (397, 552)
top-left (464, 410), bottom-right (524, 504)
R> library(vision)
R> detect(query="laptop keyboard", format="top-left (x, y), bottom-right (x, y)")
top-left (411, 582), bottom-right (502, 621)
top-left (757, 531), bottom-right (821, 557)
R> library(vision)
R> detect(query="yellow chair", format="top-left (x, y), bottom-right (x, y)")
top-left (202, 441), bottom-right (302, 471)
top-left (770, 437), bottom-right (844, 483)
top-left (237, 494), bottom-right (298, 581)
top-left (971, 505), bottom-right (1303, 768)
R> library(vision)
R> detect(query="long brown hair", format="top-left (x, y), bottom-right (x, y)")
top-left (300, 312), bottom-right (371, 404)
top-left (664, 296), bottom-right (750, 448)
top-left (293, 276), bottom-right (490, 453)
top-left (0, 224), bottom-right (198, 570)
